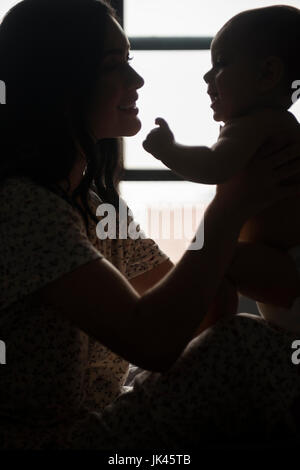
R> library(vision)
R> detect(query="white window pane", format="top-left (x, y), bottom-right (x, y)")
top-left (125, 0), bottom-right (300, 37)
top-left (0, 1), bottom-right (20, 23)
top-left (120, 181), bottom-right (216, 263)
top-left (125, 50), bottom-right (220, 169)
top-left (291, 98), bottom-right (300, 122)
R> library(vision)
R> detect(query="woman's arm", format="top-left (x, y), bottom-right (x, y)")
top-left (33, 143), bottom-right (300, 373)
top-left (35, 196), bottom-right (245, 373)
top-left (129, 258), bottom-right (175, 295)
top-left (131, 261), bottom-right (238, 337)
top-left (227, 242), bottom-right (300, 308)
top-left (131, 238), bottom-right (240, 340)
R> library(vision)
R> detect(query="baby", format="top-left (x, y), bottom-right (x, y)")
top-left (143, 6), bottom-right (300, 333)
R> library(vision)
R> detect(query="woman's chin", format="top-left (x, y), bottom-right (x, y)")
top-left (122, 119), bottom-right (142, 137)
top-left (92, 116), bottom-right (142, 139)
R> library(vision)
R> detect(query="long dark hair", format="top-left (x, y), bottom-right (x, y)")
top-left (0, 0), bottom-right (124, 234)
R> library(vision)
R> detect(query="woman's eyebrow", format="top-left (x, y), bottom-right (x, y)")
top-left (103, 44), bottom-right (131, 57)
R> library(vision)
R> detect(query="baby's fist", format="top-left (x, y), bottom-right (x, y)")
top-left (143, 118), bottom-right (175, 160)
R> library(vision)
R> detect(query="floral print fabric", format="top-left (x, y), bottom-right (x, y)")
top-left (0, 176), bottom-right (169, 449)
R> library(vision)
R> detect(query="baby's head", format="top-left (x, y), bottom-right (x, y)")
top-left (204, 5), bottom-right (300, 122)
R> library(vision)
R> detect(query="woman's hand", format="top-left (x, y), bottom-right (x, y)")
top-left (215, 141), bottom-right (300, 221)
top-left (143, 117), bottom-right (175, 159)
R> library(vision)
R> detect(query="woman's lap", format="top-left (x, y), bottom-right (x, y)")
top-left (68, 314), bottom-right (300, 449)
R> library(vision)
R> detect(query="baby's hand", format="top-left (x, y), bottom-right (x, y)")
top-left (143, 118), bottom-right (175, 160)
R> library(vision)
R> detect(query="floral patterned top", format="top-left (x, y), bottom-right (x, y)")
top-left (0, 176), bottom-right (169, 449)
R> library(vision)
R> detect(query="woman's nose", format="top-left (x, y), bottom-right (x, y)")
top-left (129, 67), bottom-right (144, 90)
top-left (136, 71), bottom-right (144, 90)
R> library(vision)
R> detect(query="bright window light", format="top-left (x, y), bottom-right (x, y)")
top-left (125, 0), bottom-right (300, 37)
top-left (122, 0), bottom-right (300, 262)
top-left (124, 50), bottom-right (220, 169)
top-left (119, 181), bottom-right (215, 263)
top-left (0, 0), bottom-right (19, 23)
top-left (124, 0), bottom-right (300, 171)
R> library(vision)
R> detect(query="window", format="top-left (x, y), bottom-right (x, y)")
top-left (0, 0), bottom-right (19, 22)
top-left (124, 0), bottom-right (300, 37)
top-left (118, 0), bottom-right (300, 262)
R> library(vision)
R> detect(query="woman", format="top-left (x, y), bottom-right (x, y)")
top-left (0, 0), bottom-right (300, 450)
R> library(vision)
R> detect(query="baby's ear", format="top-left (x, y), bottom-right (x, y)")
top-left (258, 55), bottom-right (285, 92)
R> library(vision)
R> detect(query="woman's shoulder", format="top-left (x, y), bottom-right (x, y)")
top-left (0, 174), bottom-right (34, 193)
top-left (0, 175), bottom-right (89, 233)
top-left (0, 174), bottom-right (82, 212)
top-left (0, 176), bottom-right (44, 217)
top-left (0, 175), bottom-right (62, 204)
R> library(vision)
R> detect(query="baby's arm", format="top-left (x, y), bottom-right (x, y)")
top-left (227, 241), bottom-right (300, 308)
top-left (143, 116), bottom-right (264, 184)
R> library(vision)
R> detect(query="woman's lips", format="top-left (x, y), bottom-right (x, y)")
top-left (118, 104), bottom-right (139, 115)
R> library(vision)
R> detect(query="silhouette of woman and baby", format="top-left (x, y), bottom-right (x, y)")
top-left (0, 0), bottom-right (300, 450)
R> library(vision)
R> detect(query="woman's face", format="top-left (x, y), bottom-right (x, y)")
top-left (88, 15), bottom-right (144, 140)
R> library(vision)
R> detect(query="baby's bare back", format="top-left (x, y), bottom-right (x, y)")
top-left (239, 116), bottom-right (300, 250)
top-left (239, 194), bottom-right (300, 250)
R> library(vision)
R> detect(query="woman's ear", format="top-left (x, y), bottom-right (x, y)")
top-left (257, 56), bottom-right (285, 92)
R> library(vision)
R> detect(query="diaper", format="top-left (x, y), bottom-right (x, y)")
top-left (257, 245), bottom-right (300, 333)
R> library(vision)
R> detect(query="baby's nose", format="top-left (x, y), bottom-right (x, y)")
top-left (203, 68), bottom-right (213, 83)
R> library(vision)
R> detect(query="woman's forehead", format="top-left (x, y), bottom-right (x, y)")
top-left (104, 16), bottom-right (130, 53)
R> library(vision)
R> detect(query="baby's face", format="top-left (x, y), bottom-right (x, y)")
top-left (204, 28), bottom-right (262, 122)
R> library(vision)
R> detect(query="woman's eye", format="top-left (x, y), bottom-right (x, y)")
top-left (102, 56), bottom-right (133, 71)
top-left (101, 52), bottom-right (134, 72)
